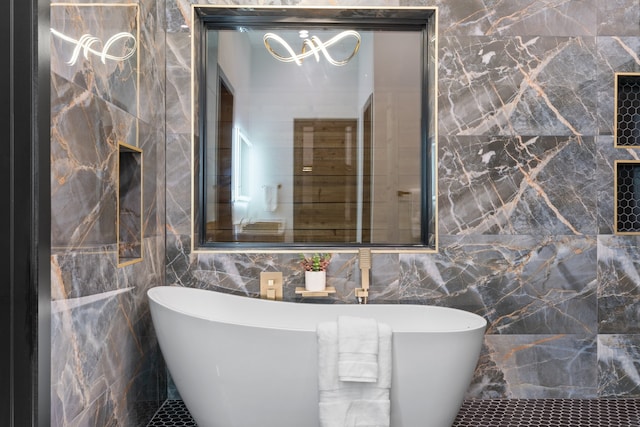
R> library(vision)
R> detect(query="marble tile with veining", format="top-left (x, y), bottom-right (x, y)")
top-left (438, 35), bottom-right (598, 137)
top-left (596, 0), bottom-right (640, 37)
top-left (597, 235), bottom-right (640, 334)
top-left (477, 334), bottom-right (598, 399)
top-left (436, 0), bottom-right (597, 37)
top-left (438, 135), bottom-right (597, 236)
top-left (165, 32), bottom-right (193, 135)
top-left (598, 334), bottom-right (640, 398)
top-left (165, 133), bottom-right (192, 235)
top-left (50, 4), bottom-right (139, 117)
top-left (400, 235), bottom-right (597, 335)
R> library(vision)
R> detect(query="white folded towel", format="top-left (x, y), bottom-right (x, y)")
top-left (320, 399), bottom-right (391, 427)
top-left (338, 316), bottom-right (379, 383)
top-left (317, 319), bottom-right (392, 427)
top-left (345, 400), bottom-right (391, 427)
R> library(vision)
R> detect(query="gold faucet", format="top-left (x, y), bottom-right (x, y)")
top-left (355, 248), bottom-right (371, 304)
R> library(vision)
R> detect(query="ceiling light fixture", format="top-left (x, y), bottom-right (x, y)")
top-left (263, 30), bottom-right (361, 66)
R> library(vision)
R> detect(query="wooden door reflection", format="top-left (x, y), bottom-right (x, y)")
top-left (293, 118), bottom-right (369, 243)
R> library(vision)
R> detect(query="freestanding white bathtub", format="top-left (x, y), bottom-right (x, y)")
top-left (148, 286), bottom-right (486, 427)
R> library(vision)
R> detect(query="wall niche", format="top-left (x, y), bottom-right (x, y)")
top-left (615, 160), bottom-right (640, 234)
top-left (118, 142), bottom-right (143, 266)
top-left (615, 73), bottom-right (640, 147)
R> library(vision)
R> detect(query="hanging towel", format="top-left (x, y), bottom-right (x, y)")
top-left (338, 316), bottom-right (379, 383)
top-left (317, 320), bottom-right (392, 427)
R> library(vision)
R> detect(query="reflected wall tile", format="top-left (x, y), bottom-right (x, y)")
top-left (438, 135), bottom-right (597, 236)
top-left (438, 35), bottom-right (598, 137)
top-left (51, 73), bottom-right (141, 247)
top-left (472, 334), bottom-right (598, 399)
top-left (598, 334), bottom-right (640, 397)
top-left (596, 0), bottom-right (640, 37)
top-left (436, 0), bottom-right (597, 37)
top-left (598, 235), bottom-right (640, 334)
top-left (166, 32), bottom-right (192, 135)
top-left (401, 235), bottom-right (597, 335)
top-left (50, 4), bottom-right (139, 116)
top-left (51, 247), bottom-right (119, 300)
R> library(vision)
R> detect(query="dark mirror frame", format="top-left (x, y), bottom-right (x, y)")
top-left (192, 5), bottom-right (438, 252)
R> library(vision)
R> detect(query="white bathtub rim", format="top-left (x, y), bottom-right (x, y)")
top-left (148, 286), bottom-right (487, 334)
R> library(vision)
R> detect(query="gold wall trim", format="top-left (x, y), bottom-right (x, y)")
top-left (117, 142), bottom-right (144, 267)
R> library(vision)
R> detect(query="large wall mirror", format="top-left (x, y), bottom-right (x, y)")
top-left (192, 6), bottom-right (438, 251)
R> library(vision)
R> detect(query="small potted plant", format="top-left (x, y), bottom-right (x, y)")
top-left (299, 253), bottom-right (331, 291)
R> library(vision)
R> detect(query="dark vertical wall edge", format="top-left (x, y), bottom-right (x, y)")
top-left (0, 0), bottom-right (11, 425)
top-left (0, 0), bottom-right (51, 426)
top-left (36, 0), bottom-right (51, 426)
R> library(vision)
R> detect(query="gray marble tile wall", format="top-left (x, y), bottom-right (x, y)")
top-left (50, 0), bottom-right (167, 426)
top-left (165, 0), bottom-right (640, 401)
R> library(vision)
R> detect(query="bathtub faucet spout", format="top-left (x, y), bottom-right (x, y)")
top-left (355, 248), bottom-right (371, 304)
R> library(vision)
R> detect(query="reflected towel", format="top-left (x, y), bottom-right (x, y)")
top-left (263, 184), bottom-right (278, 212)
top-left (338, 316), bottom-right (379, 383)
top-left (317, 320), bottom-right (392, 427)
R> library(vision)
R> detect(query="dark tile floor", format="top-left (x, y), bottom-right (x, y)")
top-left (147, 398), bottom-right (640, 426)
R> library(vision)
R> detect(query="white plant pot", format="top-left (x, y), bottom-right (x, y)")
top-left (305, 270), bottom-right (326, 292)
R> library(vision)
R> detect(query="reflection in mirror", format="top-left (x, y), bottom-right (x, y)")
top-left (195, 7), bottom-right (436, 249)
top-left (233, 128), bottom-right (252, 202)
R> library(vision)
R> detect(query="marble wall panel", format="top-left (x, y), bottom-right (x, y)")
top-left (435, 0), bottom-right (597, 37)
top-left (51, 73), bottom-right (128, 248)
top-left (52, 236), bottom-right (166, 427)
top-left (166, 32), bottom-right (192, 135)
top-left (138, 0), bottom-right (167, 125)
top-left (400, 235), bottom-right (597, 334)
top-left (163, 0), bottom-right (640, 402)
top-left (51, 0), bottom-right (167, 426)
top-left (139, 122), bottom-right (169, 238)
top-left (438, 35), bottom-right (598, 137)
top-left (439, 135), bottom-right (597, 235)
top-left (596, 1), bottom-right (640, 37)
top-left (472, 334), bottom-right (598, 399)
top-left (598, 334), bottom-right (640, 397)
top-left (598, 235), bottom-right (640, 334)
top-left (165, 133), bottom-right (192, 235)
top-left (51, 4), bottom-right (139, 116)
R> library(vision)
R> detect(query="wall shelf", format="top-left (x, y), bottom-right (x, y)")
top-left (295, 286), bottom-right (336, 297)
top-left (615, 73), bottom-right (640, 147)
top-left (118, 142), bottom-right (143, 266)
